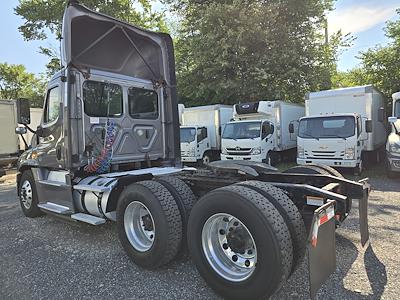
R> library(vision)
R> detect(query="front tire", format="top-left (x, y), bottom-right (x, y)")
top-left (116, 180), bottom-right (182, 268)
top-left (187, 185), bottom-right (293, 300)
top-left (19, 170), bottom-right (43, 218)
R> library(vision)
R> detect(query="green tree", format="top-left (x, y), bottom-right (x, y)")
top-left (166, 0), bottom-right (346, 106)
top-left (0, 63), bottom-right (46, 107)
top-left (15, 0), bottom-right (168, 76)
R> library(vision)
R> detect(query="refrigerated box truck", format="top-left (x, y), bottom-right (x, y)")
top-left (297, 85), bottom-right (386, 174)
top-left (180, 105), bottom-right (233, 164)
top-left (386, 91), bottom-right (400, 177)
top-left (221, 101), bottom-right (304, 165)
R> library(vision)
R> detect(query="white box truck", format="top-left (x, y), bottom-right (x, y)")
top-left (180, 104), bottom-right (233, 164)
top-left (221, 100), bottom-right (304, 165)
top-left (386, 91), bottom-right (400, 177)
top-left (297, 85), bottom-right (386, 174)
top-left (0, 100), bottom-right (20, 165)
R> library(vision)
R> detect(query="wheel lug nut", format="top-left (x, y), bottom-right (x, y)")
top-left (223, 217), bottom-right (229, 222)
top-left (245, 260), bottom-right (250, 267)
top-left (223, 243), bottom-right (228, 250)
top-left (233, 221), bottom-right (239, 226)
top-left (232, 255), bottom-right (238, 262)
top-left (219, 229), bottom-right (225, 235)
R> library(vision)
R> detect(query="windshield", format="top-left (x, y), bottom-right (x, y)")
top-left (222, 122), bottom-right (261, 139)
top-left (299, 116), bottom-right (356, 139)
top-left (180, 127), bottom-right (196, 143)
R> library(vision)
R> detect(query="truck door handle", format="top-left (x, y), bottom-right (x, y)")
top-left (56, 146), bottom-right (62, 160)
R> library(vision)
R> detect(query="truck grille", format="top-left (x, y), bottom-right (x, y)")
top-left (306, 150), bottom-right (345, 160)
top-left (226, 147), bottom-right (252, 155)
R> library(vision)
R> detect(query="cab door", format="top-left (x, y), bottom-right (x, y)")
top-left (36, 79), bottom-right (65, 169)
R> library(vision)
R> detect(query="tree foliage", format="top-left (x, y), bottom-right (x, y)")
top-left (0, 63), bottom-right (46, 107)
top-left (15, 0), bottom-right (168, 76)
top-left (166, 0), bottom-right (346, 106)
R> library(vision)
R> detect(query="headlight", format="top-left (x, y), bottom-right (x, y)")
top-left (251, 147), bottom-right (261, 155)
top-left (221, 148), bottom-right (227, 155)
top-left (344, 147), bottom-right (355, 160)
top-left (389, 143), bottom-right (400, 153)
top-left (298, 146), bottom-right (304, 159)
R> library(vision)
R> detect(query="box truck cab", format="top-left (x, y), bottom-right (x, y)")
top-left (180, 105), bottom-right (232, 164)
top-left (386, 91), bottom-right (400, 177)
top-left (297, 85), bottom-right (386, 174)
top-left (221, 101), bottom-right (304, 165)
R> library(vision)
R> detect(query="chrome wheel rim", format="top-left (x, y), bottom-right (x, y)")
top-left (124, 201), bottom-right (155, 252)
top-left (20, 180), bottom-right (33, 209)
top-left (201, 213), bottom-right (257, 282)
top-left (203, 155), bottom-right (210, 164)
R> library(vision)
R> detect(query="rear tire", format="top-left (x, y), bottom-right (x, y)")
top-left (236, 181), bottom-right (306, 273)
top-left (202, 153), bottom-right (212, 165)
top-left (187, 185), bottom-right (293, 300)
top-left (19, 170), bottom-right (43, 218)
top-left (116, 180), bottom-right (182, 268)
top-left (266, 151), bottom-right (280, 167)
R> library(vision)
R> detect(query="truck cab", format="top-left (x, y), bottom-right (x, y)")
top-left (180, 125), bottom-right (209, 163)
top-left (386, 92), bottom-right (400, 177)
top-left (221, 101), bottom-right (303, 165)
top-left (297, 113), bottom-right (367, 173)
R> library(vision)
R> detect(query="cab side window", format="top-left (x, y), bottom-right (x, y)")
top-left (44, 86), bottom-right (61, 124)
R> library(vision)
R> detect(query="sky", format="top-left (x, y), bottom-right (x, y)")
top-left (0, 0), bottom-right (399, 76)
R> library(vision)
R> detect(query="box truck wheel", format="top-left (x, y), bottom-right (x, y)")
top-left (354, 160), bottom-right (363, 176)
top-left (187, 185), bottom-right (293, 300)
top-left (202, 153), bottom-right (212, 165)
top-left (266, 151), bottom-right (280, 166)
top-left (116, 180), bottom-right (182, 268)
top-left (235, 181), bottom-right (306, 273)
top-left (19, 170), bottom-right (43, 218)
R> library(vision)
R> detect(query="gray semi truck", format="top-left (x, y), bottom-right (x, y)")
top-left (14, 2), bottom-right (370, 299)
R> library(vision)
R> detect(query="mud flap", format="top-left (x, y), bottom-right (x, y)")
top-left (308, 201), bottom-right (336, 299)
top-left (359, 184), bottom-right (370, 247)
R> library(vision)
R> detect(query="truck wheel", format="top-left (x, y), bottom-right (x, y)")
top-left (202, 153), bottom-right (212, 165)
top-left (155, 176), bottom-right (197, 250)
top-left (187, 185), bottom-right (293, 300)
top-left (116, 180), bottom-right (182, 268)
top-left (354, 160), bottom-right (363, 176)
top-left (19, 170), bottom-right (43, 218)
top-left (266, 151), bottom-right (280, 166)
top-left (236, 181), bottom-right (306, 273)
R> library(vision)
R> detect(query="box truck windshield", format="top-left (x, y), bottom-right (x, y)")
top-left (222, 122), bottom-right (261, 139)
top-left (180, 127), bottom-right (196, 143)
top-left (299, 116), bottom-right (356, 139)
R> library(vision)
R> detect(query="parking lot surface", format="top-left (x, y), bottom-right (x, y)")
top-left (1, 172), bottom-right (399, 299)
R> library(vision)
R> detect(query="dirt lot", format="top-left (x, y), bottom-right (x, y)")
top-left (0, 170), bottom-right (399, 299)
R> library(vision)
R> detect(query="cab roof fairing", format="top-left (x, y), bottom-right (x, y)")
top-left (60, 2), bottom-right (175, 86)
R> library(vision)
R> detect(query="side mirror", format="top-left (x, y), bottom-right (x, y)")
top-left (378, 107), bottom-right (385, 122)
top-left (15, 127), bottom-right (27, 135)
top-left (365, 120), bottom-right (373, 133)
top-left (16, 98), bottom-right (31, 125)
top-left (388, 116), bottom-right (397, 123)
top-left (289, 123), bottom-right (294, 134)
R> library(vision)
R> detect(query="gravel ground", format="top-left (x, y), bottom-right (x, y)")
top-left (0, 172), bottom-right (399, 299)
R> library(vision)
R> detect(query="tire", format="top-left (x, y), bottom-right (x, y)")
top-left (284, 165), bottom-right (330, 175)
top-left (236, 181), bottom-right (306, 273)
top-left (116, 180), bottom-right (182, 268)
top-left (202, 153), bottom-right (212, 165)
top-left (354, 160), bottom-right (363, 176)
top-left (386, 160), bottom-right (396, 179)
top-left (19, 170), bottom-right (43, 218)
top-left (306, 164), bottom-right (344, 178)
top-left (187, 185), bottom-right (293, 300)
top-left (155, 176), bottom-right (197, 249)
top-left (266, 151), bottom-right (280, 167)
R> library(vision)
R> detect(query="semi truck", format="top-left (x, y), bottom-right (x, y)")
top-left (297, 86), bottom-right (387, 175)
top-left (386, 91), bottom-right (400, 177)
top-left (221, 101), bottom-right (304, 165)
top-left (14, 2), bottom-right (370, 299)
top-left (180, 104), bottom-right (233, 164)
